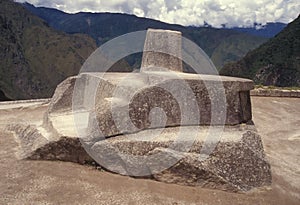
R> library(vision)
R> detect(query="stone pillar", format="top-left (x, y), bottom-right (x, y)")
top-left (141, 29), bottom-right (183, 72)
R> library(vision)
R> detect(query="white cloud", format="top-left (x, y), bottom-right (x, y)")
top-left (16, 0), bottom-right (300, 27)
top-left (133, 7), bottom-right (145, 17)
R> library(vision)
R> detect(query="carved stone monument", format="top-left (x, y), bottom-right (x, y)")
top-left (8, 29), bottom-right (272, 192)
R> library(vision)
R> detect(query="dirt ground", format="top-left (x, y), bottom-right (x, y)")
top-left (0, 97), bottom-right (299, 205)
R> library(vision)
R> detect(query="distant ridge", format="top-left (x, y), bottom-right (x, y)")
top-left (0, 0), bottom-right (96, 100)
top-left (230, 22), bottom-right (287, 38)
top-left (21, 2), bottom-right (269, 69)
top-left (220, 15), bottom-right (300, 87)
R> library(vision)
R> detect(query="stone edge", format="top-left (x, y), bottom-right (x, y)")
top-left (0, 98), bottom-right (51, 105)
top-left (250, 88), bottom-right (300, 98)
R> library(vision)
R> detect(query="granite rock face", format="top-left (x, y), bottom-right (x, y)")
top-left (8, 28), bottom-right (271, 192)
top-left (89, 125), bottom-right (271, 192)
top-left (7, 124), bottom-right (92, 164)
top-left (141, 29), bottom-right (183, 72)
top-left (69, 72), bottom-right (254, 139)
top-left (47, 76), bottom-right (77, 114)
top-left (44, 72), bottom-right (254, 138)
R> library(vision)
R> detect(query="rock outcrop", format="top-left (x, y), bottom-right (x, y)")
top-left (90, 125), bottom-right (271, 192)
top-left (8, 29), bottom-right (272, 192)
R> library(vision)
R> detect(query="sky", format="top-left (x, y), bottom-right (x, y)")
top-left (16, 0), bottom-right (300, 28)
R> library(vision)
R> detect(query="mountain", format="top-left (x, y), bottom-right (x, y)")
top-left (21, 2), bottom-right (268, 69)
top-left (230, 23), bottom-right (287, 38)
top-left (0, 0), bottom-right (98, 100)
top-left (220, 15), bottom-right (300, 87)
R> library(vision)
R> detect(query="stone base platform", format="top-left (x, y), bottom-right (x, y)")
top-left (90, 124), bottom-right (271, 192)
top-left (8, 119), bottom-right (271, 192)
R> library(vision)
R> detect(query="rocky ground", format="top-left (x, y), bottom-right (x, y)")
top-left (0, 97), bottom-right (299, 205)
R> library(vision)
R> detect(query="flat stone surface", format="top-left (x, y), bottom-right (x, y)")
top-left (1, 97), bottom-right (299, 204)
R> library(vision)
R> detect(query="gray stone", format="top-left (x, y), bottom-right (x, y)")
top-left (290, 90), bottom-right (298, 97)
top-left (47, 76), bottom-right (77, 114)
top-left (281, 90), bottom-right (291, 97)
top-left (8, 28), bottom-right (271, 193)
top-left (250, 88), bottom-right (300, 98)
top-left (141, 29), bottom-right (182, 72)
top-left (258, 89), bottom-right (271, 96)
top-left (270, 89), bottom-right (281, 97)
top-left (45, 72), bottom-right (254, 139)
top-left (89, 125), bottom-right (271, 192)
top-left (89, 72), bottom-right (254, 138)
top-left (7, 123), bottom-right (92, 164)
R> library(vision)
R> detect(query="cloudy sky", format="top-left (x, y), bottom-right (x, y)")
top-left (17, 0), bottom-right (300, 28)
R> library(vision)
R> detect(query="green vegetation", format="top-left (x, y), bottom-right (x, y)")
top-left (210, 33), bottom-right (267, 69)
top-left (1, 0), bottom-right (285, 100)
top-left (220, 15), bottom-right (300, 87)
top-left (23, 3), bottom-right (268, 71)
top-left (0, 0), bottom-right (97, 100)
